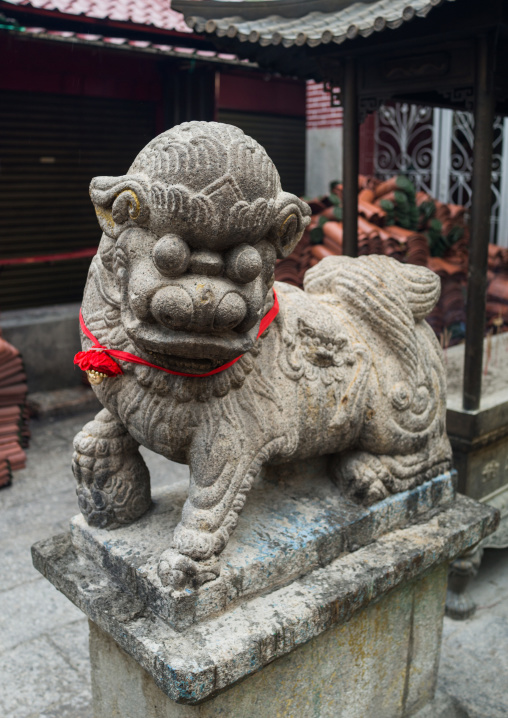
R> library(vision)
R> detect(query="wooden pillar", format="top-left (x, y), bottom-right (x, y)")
top-left (342, 56), bottom-right (359, 257)
top-left (463, 36), bottom-right (495, 411)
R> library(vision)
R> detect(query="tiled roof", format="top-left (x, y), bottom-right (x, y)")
top-left (2, 0), bottom-right (191, 33)
top-left (13, 25), bottom-right (251, 64)
top-left (178, 0), bottom-right (457, 48)
top-left (2, 0), bottom-right (254, 64)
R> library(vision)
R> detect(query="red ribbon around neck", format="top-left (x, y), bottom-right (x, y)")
top-left (74, 289), bottom-right (279, 379)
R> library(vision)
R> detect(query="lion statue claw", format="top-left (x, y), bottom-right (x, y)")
top-left (74, 122), bottom-right (451, 591)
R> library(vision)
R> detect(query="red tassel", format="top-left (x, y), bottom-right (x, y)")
top-left (74, 350), bottom-right (123, 378)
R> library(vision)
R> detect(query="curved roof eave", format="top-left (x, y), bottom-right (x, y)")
top-left (174, 0), bottom-right (458, 50)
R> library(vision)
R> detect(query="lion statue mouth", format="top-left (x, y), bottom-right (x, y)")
top-left (123, 316), bottom-right (258, 373)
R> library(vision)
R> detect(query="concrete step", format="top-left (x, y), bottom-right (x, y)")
top-left (27, 386), bottom-right (100, 419)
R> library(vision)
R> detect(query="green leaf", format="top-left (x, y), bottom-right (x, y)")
top-left (446, 225), bottom-right (464, 245)
top-left (395, 175), bottom-right (416, 199)
top-left (310, 227), bottom-right (324, 245)
top-left (394, 190), bottom-right (410, 208)
top-left (419, 201), bottom-right (436, 223)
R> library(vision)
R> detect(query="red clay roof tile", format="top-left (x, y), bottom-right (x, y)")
top-left (4, 0), bottom-right (191, 32)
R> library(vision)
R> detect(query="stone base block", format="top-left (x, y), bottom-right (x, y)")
top-left (89, 563), bottom-right (447, 718)
top-left (69, 469), bottom-right (457, 632)
top-left (32, 496), bottom-right (499, 718)
top-left (32, 472), bottom-right (499, 718)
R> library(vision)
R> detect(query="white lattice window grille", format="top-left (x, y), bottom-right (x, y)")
top-left (447, 111), bottom-right (504, 244)
top-left (374, 103), bottom-right (434, 194)
top-left (374, 103), bottom-right (508, 247)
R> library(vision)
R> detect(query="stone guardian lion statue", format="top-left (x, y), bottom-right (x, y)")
top-left (72, 121), bottom-right (452, 590)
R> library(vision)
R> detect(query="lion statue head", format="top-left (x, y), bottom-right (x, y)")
top-left (88, 121), bottom-right (311, 374)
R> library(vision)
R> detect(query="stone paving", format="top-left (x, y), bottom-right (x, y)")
top-left (1, 411), bottom-right (507, 718)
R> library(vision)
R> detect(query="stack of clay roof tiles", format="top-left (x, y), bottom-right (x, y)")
top-left (275, 174), bottom-right (508, 346)
top-left (0, 335), bottom-right (29, 487)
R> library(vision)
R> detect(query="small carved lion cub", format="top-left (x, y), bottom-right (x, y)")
top-left (73, 122), bottom-right (452, 590)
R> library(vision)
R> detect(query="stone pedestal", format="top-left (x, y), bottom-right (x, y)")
top-left (32, 470), bottom-right (498, 718)
top-left (446, 377), bottom-right (508, 618)
top-left (88, 564), bottom-right (446, 718)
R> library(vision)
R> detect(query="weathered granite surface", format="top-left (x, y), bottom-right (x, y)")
top-left (73, 120), bottom-right (453, 591)
top-left (70, 468), bottom-right (456, 631)
top-left (88, 564), bottom-right (447, 718)
top-left (32, 493), bottom-right (498, 705)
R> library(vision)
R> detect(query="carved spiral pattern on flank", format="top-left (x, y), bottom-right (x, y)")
top-left (391, 382), bottom-right (412, 411)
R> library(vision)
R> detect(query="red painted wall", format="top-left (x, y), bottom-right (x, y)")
top-left (1, 34), bottom-right (163, 101)
top-left (218, 70), bottom-right (305, 117)
top-left (1, 33), bottom-right (165, 130)
top-left (2, 34), bottom-right (306, 130)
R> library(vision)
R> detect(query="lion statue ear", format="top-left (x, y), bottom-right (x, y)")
top-left (90, 175), bottom-right (150, 239)
top-left (268, 193), bottom-right (311, 259)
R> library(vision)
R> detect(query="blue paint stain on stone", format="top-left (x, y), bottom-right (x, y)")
top-left (71, 471), bottom-right (456, 633)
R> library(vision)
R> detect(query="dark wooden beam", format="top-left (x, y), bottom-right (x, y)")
top-left (342, 56), bottom-right (359, 257)
top-left (462, 34), bottom-right (496, 411)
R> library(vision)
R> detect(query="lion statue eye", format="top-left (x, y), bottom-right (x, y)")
top-left (152, 235), bottom-right (190, 277)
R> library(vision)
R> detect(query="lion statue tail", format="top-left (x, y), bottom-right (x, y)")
top-left (303, 254), bottom-right (441, 378)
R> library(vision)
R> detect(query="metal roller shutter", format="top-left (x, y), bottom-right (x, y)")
top-left (0, 90), bottom-right (156, 310)
top-left (217, 109), bottom-right (305, 197)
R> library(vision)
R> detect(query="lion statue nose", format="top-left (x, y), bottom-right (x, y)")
top-left (150, 285), bottom-right (247, 332)
top-left (214, 292), bottom-right (247, 330)
top-left (151, 286), bottom-right (193, 330)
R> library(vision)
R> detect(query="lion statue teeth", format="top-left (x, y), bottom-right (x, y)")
top-left (72, 121), bottom-right (452, 591)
